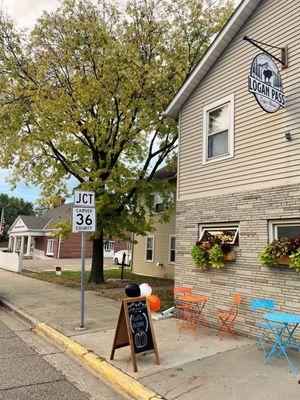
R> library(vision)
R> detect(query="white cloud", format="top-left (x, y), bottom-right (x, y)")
top-left (3, 0), bottom-right (60, 28)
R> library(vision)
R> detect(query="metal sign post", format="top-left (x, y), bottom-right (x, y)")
top-left (72, 190), bottom-right (96, 330)
top-left (80, 231), bottom-right (86, 328)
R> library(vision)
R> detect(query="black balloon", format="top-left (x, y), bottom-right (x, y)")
top-left (125, 283), bottom-right (141, 298)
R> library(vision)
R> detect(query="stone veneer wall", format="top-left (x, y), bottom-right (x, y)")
top-left (176, 183), bottom-right (300, 339)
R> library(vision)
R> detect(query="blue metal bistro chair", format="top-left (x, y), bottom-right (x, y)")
top-left (251, 299), bottom-right (281, 355)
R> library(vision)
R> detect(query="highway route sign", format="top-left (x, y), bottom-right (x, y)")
top-left (72, 207), bottom-right (96, 233)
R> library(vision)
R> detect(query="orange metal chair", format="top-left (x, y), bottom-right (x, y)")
top-left (216, 294), bottom-right (242, 340)
top-left (174, 286), bottom-right (193, 332)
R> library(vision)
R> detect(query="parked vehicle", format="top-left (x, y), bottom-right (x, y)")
top-left (113, 250), bottom-right (131, 265)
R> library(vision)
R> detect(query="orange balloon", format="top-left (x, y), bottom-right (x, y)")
top-left (148, 295), bottom-right (161, 312)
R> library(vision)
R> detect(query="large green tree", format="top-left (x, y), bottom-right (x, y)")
top-left (0, 193), bottom-right (34, 241)
top-left (0, 0), bottom-right (234, 282)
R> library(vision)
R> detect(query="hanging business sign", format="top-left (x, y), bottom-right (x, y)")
top-left (248, 53), bottom-right (285, 113)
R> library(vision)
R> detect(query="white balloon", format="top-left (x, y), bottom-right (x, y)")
top-left (139, 283), bottom-right (152, 297)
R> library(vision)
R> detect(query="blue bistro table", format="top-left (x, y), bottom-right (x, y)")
top-left (264, 312), bottom-right (300, 374)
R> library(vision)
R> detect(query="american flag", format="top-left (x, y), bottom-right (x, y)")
top-left (0, 209), bottom-right (5, 236)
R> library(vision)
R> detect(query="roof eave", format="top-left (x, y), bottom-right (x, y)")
top-left (164, 0), bottom-right (262, 120)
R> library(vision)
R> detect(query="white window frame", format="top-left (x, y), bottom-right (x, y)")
top-left (198, 223), bottom-right (239, 245)
top-left (46, 239), bottom-right (55, 256)
top-left (16, 238), bottom-right (22, 252)
top-left (269, 220), bottom-right (300, 242)
top-left (202, 94), bottom-right (235, 165)
top-left (104, 240), bottom-right (115, 251)
top-left (154, 193), bottom-right (165, 213)
top-left (145, 235), bottom-right (155, 262)
top-left (169, 235), bottom-right (176, 263)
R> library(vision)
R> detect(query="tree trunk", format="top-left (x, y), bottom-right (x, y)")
top-left (88, 231), bottom-right (105, 284)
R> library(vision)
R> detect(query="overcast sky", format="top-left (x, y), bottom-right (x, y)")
top-left (3, 0), bottom-right (60, 28)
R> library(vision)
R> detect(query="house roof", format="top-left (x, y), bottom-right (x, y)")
top-left (164, 0), bottom-right (262, 120)
top-left (154, 164), bottom-right (177, 181)
top-left (8, 215), bottom-right (51, 232)
top-left (18, 215), bottom-right (50, 230)
top-left (43, 203), bottom-right (72, 224)
top-left (9, 203), bottom-right (73, 234)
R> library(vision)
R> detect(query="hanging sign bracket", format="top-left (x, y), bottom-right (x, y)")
top-left (243, 36), bottom-right (288, 68)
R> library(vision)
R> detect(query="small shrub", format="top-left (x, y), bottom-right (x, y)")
top-left (259, 244), bottom-right (279, 267)
top-left (209, 244), bottom-right (225, 269)
top-left (191, 245), bottom-right (209, 270)
top-left (289, 249), bottom-right (300, 273)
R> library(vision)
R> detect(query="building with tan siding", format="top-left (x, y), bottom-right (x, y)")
top-left (165, 0), bottom-right (300, 337)
top-left (132, 166), bottom-right (176, 279)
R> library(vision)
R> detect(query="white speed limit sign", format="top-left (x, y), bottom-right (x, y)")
top-left (72, 207), bottom-right (96, 233)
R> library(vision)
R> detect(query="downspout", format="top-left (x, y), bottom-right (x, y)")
top-left (57, 235), bottom-right (62, 259)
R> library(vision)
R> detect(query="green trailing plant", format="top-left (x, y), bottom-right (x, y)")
top-left (289, 249), bottom-right (300, 273)
top-left (259, 244), bottom-right (279, 267)
top-left (191, 233), bottom-right (235, 270)
top-left (191, 245), bottom-right (209, 270)
top-left (209, 244), bottom-right (225, 269)
top-left (260, 238), bottom-right (300, 272)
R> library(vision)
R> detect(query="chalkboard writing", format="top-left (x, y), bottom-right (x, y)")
top-left (110, 296), bottom-right (160, 372)
top-left (128, 299), bottom-right (154, 354)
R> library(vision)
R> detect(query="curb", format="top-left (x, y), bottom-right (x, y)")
top-left (0, 299), bottom-right (162, 400)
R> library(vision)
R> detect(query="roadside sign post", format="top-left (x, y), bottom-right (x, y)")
top-left (72, 190), bottom-right (96, 329)
top-left (81, 231), bottom-right (86, 328)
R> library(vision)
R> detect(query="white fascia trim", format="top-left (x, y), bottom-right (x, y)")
top-left (8, 216), bottom-right (27, 233)
top-left (176, 111), bottom-right (181, 202)
top-left (202, 94), bottom-right (235, 165)
top-left (43, 218), bottom-right (53, 230)
top-left (164, 0), bottom-right (262, 120)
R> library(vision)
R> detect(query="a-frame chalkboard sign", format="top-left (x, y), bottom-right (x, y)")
top-left (110, 296), bottom-right (160, 372)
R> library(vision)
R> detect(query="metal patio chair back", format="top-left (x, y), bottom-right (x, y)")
top-left (174, 286), bottom-right (193, 332)
top-left (174, 286), bottom-right (192, 296)
top-left (251, 298), bottom-right (279, 354)
top-left (229, 294), bottom-right (242, 316)
top-left (216, 294), bottom-right (242, 340)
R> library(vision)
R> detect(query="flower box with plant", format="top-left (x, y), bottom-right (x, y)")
top-left (191, 231), bottom-right (236, 270)
top-left (259, 237), bottom-right (300, 272)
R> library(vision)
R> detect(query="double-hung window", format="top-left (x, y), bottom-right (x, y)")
top-left (203, 95), bottom-right (234, 164)
top-left (154, 193), bottom-right (165, 212)
top-left (146, 235), bottom-right (154, 262)
top-left (46, 239), bottom-right (54, 256)
top-left (269, 220), bottom-right (300, 242)
top-left (169, 235), bottom-right (176, 262)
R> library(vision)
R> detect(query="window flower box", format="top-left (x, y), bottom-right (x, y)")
top-left (223, 251), bottom-right (236, 261)
top-left (260, 238), bottom-right (300, 272)
top-left (191, 232), bottom-right (237, 270)
top-left (278, 256), bottom-right (289, 265)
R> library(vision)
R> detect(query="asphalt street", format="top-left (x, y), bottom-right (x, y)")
top-left (0, 307), bottom-right (125, 400)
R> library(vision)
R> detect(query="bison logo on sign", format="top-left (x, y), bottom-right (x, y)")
top-left (248, 53), bottom-right (285, 113)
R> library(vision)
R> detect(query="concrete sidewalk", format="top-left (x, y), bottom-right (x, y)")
top-left (0, 269), bottom-right (299, 399)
